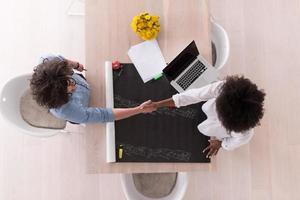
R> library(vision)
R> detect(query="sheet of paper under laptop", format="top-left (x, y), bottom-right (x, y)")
top-left (128, 39), bottom-right (166, 83)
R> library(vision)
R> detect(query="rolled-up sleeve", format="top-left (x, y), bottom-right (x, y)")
top-left (172, 81), bottom-right (224, 108)
top-left (54, 103), bottom-right (115, 123)
top-left (221, 130), bottom-right (254, 151)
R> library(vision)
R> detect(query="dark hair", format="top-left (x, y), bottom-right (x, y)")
top-left (216, 75), bottom-right (265, 132)
top-left (30, 58), bottom-right (73, 109)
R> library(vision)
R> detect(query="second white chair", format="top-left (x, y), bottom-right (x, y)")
top-left (120, 172), bottom-right (189, 200)
top-left (211, 18), bottom-right (230, 70)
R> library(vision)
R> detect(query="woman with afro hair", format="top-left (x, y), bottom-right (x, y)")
top-left (147, 76), bottom-right (265, 157)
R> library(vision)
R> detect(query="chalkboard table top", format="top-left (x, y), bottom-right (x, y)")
top-left (107, 63), bottom-right (210, 163)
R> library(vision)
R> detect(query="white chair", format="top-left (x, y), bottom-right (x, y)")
top-left (120, 172), bottom-right (189, 200)
top-left (0, 73), bottom-right (67, 137)
top-left (67, 0), bottom-right (85, 16)
top-left (211, 18), bottom-right (230, 70)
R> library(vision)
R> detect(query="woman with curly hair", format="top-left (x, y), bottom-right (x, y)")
top-left (146, 76), bottom-right (265, 157)
top-left (30, 54), bottom-right (156, 124)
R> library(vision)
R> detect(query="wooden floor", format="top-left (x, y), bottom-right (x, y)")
top-left (1, 0), bottom-right (300, 199)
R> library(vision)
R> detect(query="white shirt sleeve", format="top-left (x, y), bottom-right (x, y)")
top-left (221, 129), bottom-right (254, 151)
top-left (172, 81), bottom-right (224, 107)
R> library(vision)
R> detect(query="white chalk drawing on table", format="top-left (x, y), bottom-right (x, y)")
top-left (119, 143), bottom-right (191, 161)
top-left (114, 94), bottom-right (198, 120)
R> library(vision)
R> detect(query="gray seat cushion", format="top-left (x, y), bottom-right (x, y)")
top-left (133, 172), bottom-right (177, 198)
top-left (20, 89), bottom-right (66, 129)
top-left (212, 42), bottom-right (217, 67)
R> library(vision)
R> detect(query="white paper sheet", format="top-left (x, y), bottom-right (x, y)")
top-left (128, 39), bottom-right (166, 82)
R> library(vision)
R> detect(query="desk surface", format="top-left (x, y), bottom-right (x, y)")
top-left (85, 0), bottom-right (212, 173)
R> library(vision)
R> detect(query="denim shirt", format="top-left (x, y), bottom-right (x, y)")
top-left (40, 54), bottom-right (115, 123)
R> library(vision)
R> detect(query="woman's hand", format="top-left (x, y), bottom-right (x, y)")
top-left (68, 60), bottom-right (85, 72)
top-left (203, 139), bottom-right (222, 158)
top-left (75, 62), bottom-right (85, 72)
top-left (113, 100), bottom-right (157, 121)
top-left (138, 100), bottom-right (157, 113)
top-left (141, 98), bottom-right (175, 110)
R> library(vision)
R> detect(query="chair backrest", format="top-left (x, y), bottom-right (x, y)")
top-left (120, 172), bottom-right (189, 200)
top-left (211, 19), bottom-right (230, 70)
top-left (0, 74), bottom-right (65, 137)
top-left (67, 0), bottom-right (85, 16)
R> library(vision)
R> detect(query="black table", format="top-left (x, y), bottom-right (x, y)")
top-left (113, 64), bottom-right (210, 163)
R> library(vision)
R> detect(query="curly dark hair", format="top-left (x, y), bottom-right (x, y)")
top-left (216, 76), bottom-right (265, 133)
top-left (30, 58), bottom-right (73, 109)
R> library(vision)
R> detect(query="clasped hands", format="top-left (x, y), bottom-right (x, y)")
top-left (137, 100), bottom-right (158, 113)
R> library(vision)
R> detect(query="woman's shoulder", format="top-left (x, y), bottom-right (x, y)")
top-left (73, 73), bottom-right (87, 83)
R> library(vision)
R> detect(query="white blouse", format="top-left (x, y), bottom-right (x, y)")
top-left (172, 81), bottom-right (254, 151)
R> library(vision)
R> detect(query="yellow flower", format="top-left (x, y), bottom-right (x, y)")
top-left (137, 22), bottom-right (144, 29)
top-left (152, 15), bottom-right (159, 22)
top-left (152, 31), bottom-right (158, 39)
top-left (131, 12), bottom-right (160, 40)
top-left (133, 16), bottom-right (139, 23)
top-left (145, 14), bottom-right (151, 20)
top-left (147, 21), bottom-right (153, 27)
top-left (131, 23), bottom-right (137, 31)
top-left (146, 30), bottom-right (152, 38)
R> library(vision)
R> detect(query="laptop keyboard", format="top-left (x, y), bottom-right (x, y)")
top-left (176, 60), bottom-right (207, 90)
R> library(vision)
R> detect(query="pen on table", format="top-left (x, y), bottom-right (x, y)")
top-left (149, 73), bottom-right (163, 82)
top-left (119, 145), bottom-right (123, 159)
top-left (151, 63), bottom-right (168, 81)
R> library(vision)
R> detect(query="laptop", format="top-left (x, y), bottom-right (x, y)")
top-left (163, 41), bottom-right (218, 93)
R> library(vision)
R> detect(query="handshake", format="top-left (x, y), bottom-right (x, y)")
top-left (137, 98), bottom-right (174, 114)
top-left (114, 98), bottom-right (174, 120)
top-left (137, 100), bottom-right (158, 113)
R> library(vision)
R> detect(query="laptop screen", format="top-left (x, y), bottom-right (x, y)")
top-left (163, 41), bottom-right (199, 81)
